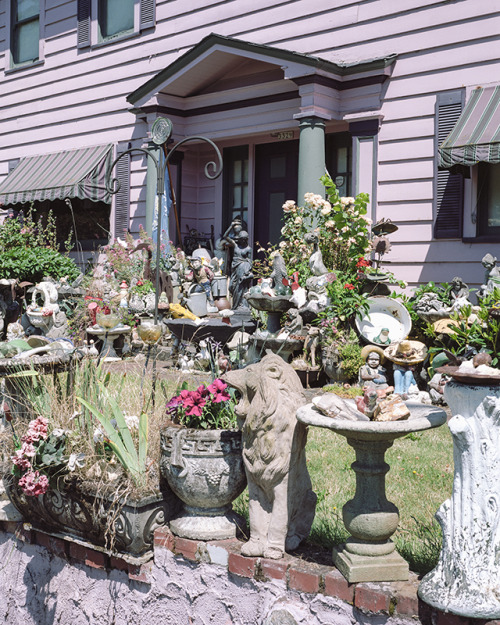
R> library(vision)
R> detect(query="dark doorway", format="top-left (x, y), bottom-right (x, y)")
top-left (254, 140), bottom-right (298, 247)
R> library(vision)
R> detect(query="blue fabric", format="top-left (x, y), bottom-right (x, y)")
top-left (152, 151), bottom-right (172, 257)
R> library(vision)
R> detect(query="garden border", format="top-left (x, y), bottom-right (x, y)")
top-left (2, 519), bottom-right (499, 625)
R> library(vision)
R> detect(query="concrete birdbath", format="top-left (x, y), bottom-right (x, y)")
top-left (296, 401), bottom-right (447, 582)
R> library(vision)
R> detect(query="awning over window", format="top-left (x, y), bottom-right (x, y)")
top-left (439, 86), bottom-right (500, 168)
top-left (0, 144), bottom-right (113, 206)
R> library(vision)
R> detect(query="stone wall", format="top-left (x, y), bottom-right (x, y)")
top-left (0, 521), bottom-right (495, 625)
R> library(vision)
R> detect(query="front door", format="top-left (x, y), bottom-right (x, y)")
top-left (254, 140), bottom-right (299, 247)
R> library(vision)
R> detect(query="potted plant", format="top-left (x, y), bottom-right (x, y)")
top-left (160, 379), bottom-right (247, 541)
top-left (3, 360), bottom-right (180, 559)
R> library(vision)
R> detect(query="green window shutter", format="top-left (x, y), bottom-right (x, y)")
top-left (114, 151), bottom-right (130, 239)
top-left (77, 0), bottom-right (91, 48)
top-left (140, 0), bottom-right (155, 30)
top-left (434, 91), bottom-right (464, 239)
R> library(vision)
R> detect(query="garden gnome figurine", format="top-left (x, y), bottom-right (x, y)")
top-left (384, 339), bottom-right (428, 399)
top-left (358, 345), bottom-right (389, 389)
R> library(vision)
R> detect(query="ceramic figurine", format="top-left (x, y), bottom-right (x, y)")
top-left (358, 345), bottom-right (389, 388)
top-left (188, 257), bottom-right (215, 306)
top-left (384, 339), bottom-right (428, 399)
top-left (479, 253), bottom-right (500, 298)
top-left (373, 327), bottom-right (391, 345)
top-left (304, 231), bottom-right (328, 276)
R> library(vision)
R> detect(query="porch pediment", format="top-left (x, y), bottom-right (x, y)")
top-left (127, 33), bottom-right (396, 124)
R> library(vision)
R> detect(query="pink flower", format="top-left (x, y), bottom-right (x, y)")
top-left (183, 391), bottom-right (207, 417)
top-left (18, 471), bottom-right (49, 497)
top-left (12, 450), bottom-right (32, 471)
top-left (20, 441), bottom-right (36, 458)
top-left (207, 379), bottom-right (230, 403)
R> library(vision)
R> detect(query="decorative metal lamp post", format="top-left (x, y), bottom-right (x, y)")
top-left (106, 118), bottom-right (223, 324)
top-left (105, 119), bottom-right (223, 404)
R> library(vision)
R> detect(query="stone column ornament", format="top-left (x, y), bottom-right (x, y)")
top-left (419, 379), bottom-right (500, 618)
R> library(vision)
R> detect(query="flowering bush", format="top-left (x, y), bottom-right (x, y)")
top-left (278, 175), bottom-right (371, 282)
top-left (10, 415), bottom-right (68, 496)
top-left (166, 379), bottom-right (238, 430)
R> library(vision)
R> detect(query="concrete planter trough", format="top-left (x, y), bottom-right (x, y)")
top-left (3, 473), bottom-right (179, 559)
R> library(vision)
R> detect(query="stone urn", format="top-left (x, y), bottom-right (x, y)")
top-left (160, 427), bottom-right (247, 540)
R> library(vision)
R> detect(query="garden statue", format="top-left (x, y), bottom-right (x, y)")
top-left (384, 339), bottom-right (427, 398)
top-left (188, 257), bottom-right (215, 307)
top-left (373, 327), bottom-right (391, 345)
top-left (304, 231), bottom-right (328, 276)
top-left (449, 276), bottom-right (472, 312)
top-left (280, 307), bottom-right (304, 337)
top-left (269, 251), bottom-right (289, 294)
top-left (221, 224), bottom-right (253, 309)
top-left (223, 354), bottom-right (317, 559)
top-left (358, 346), bottom-right (389, 389)
top-left (304, 326), bottom-right (321, 369)
top-left (479, 253), bottom-right (500, 298)
top-left (25, 279), bottom-right (69, 339)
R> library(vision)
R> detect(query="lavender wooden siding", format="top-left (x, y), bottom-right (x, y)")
top-left (0, 0), bottom-right (499, 288)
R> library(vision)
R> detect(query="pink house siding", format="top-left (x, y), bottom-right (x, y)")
top-left (0, 1), bottom-right (499, 289)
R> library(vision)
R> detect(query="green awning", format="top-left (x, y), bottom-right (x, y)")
top-left (0, 144), bottom-right (113, 205)
top-left (439, 86), bottom-right (500, 168)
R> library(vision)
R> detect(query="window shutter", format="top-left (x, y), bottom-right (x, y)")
top-left (140, 0), bottom-right (155, 30)
top-left (434, 91), bottom-right (464, 239)
top-left (114, 151), bottom-right (130, 240)
top-left (77, 0), bottom-right (91, 48)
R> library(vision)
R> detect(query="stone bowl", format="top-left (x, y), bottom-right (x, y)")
top-left (245, 293), bottom-right (293, 314)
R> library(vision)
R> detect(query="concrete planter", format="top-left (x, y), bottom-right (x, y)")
top-left (160, 427), bottom-right (247, 540)
top-left (3, 473), bottom-right (179, 559)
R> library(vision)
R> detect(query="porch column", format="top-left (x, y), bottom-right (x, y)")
top-left (145, 142), bottom-right (161, 236)
top-left (297, 116), bottom-right (326, 202)
top-left (349, 119), bottom-right (380, 225)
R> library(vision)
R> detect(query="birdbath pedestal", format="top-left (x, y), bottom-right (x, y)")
top-left (87, 325), bottom-right (131, 361)
top-left (296, 401), bottom-right (447, 583)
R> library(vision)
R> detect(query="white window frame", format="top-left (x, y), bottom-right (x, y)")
top-left (5, 0), bottom-right (45, 73)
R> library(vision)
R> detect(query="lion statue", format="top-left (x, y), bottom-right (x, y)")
top-left (224, 353), bottom-right (317, 559)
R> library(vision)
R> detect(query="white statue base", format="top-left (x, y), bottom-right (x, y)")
top-left (419, 379), bottom-right (500, 618)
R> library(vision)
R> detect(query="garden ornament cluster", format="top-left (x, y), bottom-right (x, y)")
top-left (224, 354), bottom-right (317, 559)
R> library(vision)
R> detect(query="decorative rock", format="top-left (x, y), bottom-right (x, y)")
top-left (419, 380), bottom-right (500, 618)
top-left (312, 394), bottom-right (368, 421)
top-left (373, 395), bottom-right (410, 422)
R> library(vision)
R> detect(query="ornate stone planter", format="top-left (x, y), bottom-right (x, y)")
top-left (160, 427), bottom-right (247, 540)
top-left (3, 474), bottom-right (179, 559)
top-left (419, 376), bottom-right (500, 618)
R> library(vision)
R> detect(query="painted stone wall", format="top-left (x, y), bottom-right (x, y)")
top-left (0, 530), bottom-right (418, 625)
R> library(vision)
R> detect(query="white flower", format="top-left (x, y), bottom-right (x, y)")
top-left (68, 453), bottom-right (86, 472)
top-left (124, 415), bottom-right (140, 430)
top-left (282, 200), bottom-right (296, 213)
top-left (321, 207), bottom-right (332, 216)
top-left (51, 428), bottom-right (66, 438)
top-left (69, 411), bottom-right (81, 421)
top-left (279, 241), bottom-right (286, 249)
top-left (325, 220), bottom-right (335, 229)
top-left (294, 216), bottom-right (303, 225)
top-left (341, 197), bottom-right (355, 206)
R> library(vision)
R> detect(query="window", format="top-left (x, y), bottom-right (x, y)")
top-left (223, 146), bottom-right (249, 231)
top-left (10, 0), bottom-right (39, 67)
top-left (78, 0), bottom-right (155, 48)
top-left (326, 132), bottom-right (352, 197)
top-left (476, 163), bottom-right (500, 236)
top-left (98, 0), bottom-right (134, 40)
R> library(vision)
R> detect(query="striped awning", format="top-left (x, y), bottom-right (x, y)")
top-left (0, 144), bottom-right (113, 205)
top-left (439, 86), bottom-right (500, 168)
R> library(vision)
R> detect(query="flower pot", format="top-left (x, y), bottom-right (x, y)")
top-left (3, 474), bottom-right (180, 559)
top-left (160, 427), bottom-right (247, 540)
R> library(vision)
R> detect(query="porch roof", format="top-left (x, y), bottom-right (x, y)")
top-left (0, 144), bottom-right (113, 206)
top-left (439, 85), bottom-right (500, 168)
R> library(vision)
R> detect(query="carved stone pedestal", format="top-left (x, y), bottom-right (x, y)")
top-left (419, 379), bottom-right (500, 618)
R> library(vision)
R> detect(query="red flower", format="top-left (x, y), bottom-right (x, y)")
top-left (356, 258), bottom-right (371, 269)
top-left (344, 283), bottom-right (355, 290)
